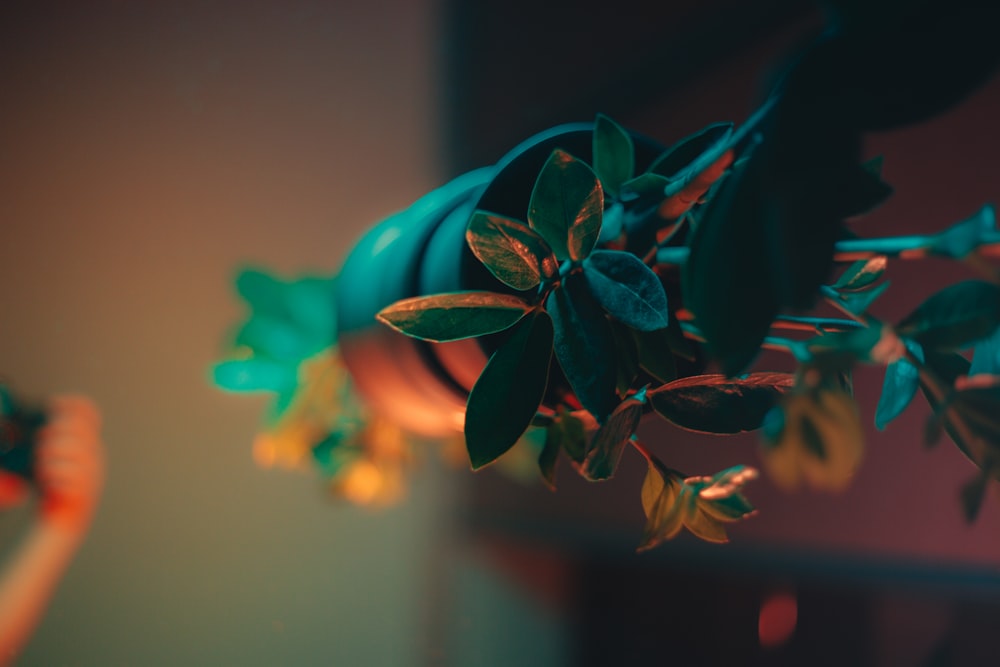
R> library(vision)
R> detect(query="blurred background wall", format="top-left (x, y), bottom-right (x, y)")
top-left (0, 2), bottom-right (452, 665)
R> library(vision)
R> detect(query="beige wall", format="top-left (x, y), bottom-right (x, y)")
top-left (0, 2), bottom-right (449, 664)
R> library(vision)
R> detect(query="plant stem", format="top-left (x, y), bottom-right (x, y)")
top-left (655, 235), bottom-right (1000, 266)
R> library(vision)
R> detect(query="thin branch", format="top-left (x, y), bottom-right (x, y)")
top-left (656, 235), bottom-right (1000, 266)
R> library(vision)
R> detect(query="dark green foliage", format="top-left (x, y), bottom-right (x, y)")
top-left (634, 327), bottom-right (678, 384)
top-left (592, 114), bottom-right (634, 198)
top-left (376, 291), bottom-right (530, 342)
top-left (897, 281), bottom-right (1000, 350)
top-left (930, 205), bottom-right (997, 259)
top-left (875, 339), bottom-right (923, 430)
top-left (649, 373), bottom-right (793, 434)
top-left (547, 275), bottom-right (620, 420)
top-left (528, 149), bottom-right (603, 262)
top-left (582, 394), bottom-right (644, 481)
top-left (683, 149), bottom-right (778, 376)
top-left (638, 460), bottom-right (756, 550)
top-left (537, 429), bottom-right (560, 490)
top-left (830, 257), bottom-right (887, 292)
top-left (583, 250), bottom-right (669, 331)
top-left (465, 310), bottom-right (554, 470)
top-left (648, 122), bottom-right (733, 180)
top-left (548, 407), bottom-right (588, 464)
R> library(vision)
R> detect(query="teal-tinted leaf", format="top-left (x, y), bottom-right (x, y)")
top-left (547, 276), bottom-right (619, 420)
top-left (285, 277), bottom-right (337, 336)
top-left (649, 373), bottom-right (793, 434)
top-left (466, 211), bottom-right (559, 290)
top-left (619, 172), bottom-right (670, 202)
top-left (634, 327), bottom-right (678, 384)
top-left (528, 149), bottom-right (604, 262)
top-left (835, 280), bottom-right (891, 316)
top-left (284, 276), bottom-right (337, 340)
top-left (550, 407), bottom-right (588, 463)
top-left (598, 201), bottom-right (625, 243)
top-left (235, 316), bottom-right (313, 363)
top-left (583, 250), bottom-right (669, 331)
top-left (593, 113), bottom-right (634, 198)
top-left (831, 256), bottom-right (887, 292)
top-left (582, 396), bottom-right (643, 481)
top-left (649, 122), bottom-right (733, 179)
top-left (377, 291), bottom-right (530, 342)
top-left (464, 310), bottom-right (553, 469)
top-left (699, 490), bottom-right (756, 523)
top-left (970, 326), bottom-right (1000, 376)
top-left (862, 155), bottom-right (884, 177)
top-left (897, 280), bottom-right (1000, 350)
top-left (875, 339), bottom-right (924, 430)
top-left (212, 358), bottom-right (297, 393)
top-left (930, 205), bottom-right (996, 259)
top-left (683, 146), bottom-right (777, 376)
top-left (806, 323), bottom-right (892, 364)
top-left (235, 268), bottom-right (286, 317)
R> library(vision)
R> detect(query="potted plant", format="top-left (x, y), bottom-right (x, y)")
top-left (212, 0), bottom-right (1000, 547)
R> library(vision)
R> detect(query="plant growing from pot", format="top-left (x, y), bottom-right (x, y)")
top-left (213, 1), bottom-right (1000, 547)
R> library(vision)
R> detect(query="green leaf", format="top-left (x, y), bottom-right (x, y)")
top-left (284, 276), bottom-right (337, 341)
top-left (930, 205), bottom-right (996, 259)
top-left (833, 279), bottom-right (891, 316)
top-left (466, 211), bottom-right (559, 291)
top-left (683, 503), bottom-right (729, 543)
top-left (528, 149), bottom-right (604, 262)
top-left (648, 122), bottom-right (733, 179)
top-left (806, 323), bottom-right (892, 364)
top-left (610, 320), bottom-right (641, 397)
top-left (581, 396), bottom-right (643, 481)
top-left (464, 310), bottom-right (554, 470)
top-left (760, 388), bottom-right (864, 492)
top-left (235, 268), bottom-right (286, 317)
top-left (537, 428), bottom-right (560, 490)
top-left (547, 276), bottom-right (620, 420)
top-left (862, 155), bottom-right (884, 177)
top-left (619, 172), bottom-right (670, 202)
top-left (649, 373), bottom-right (793, 434)
top-left (961, 467), bottom-right (991, 523)
top-left (583, 250), bottom-right (669, 331)
top-left (683, 148), bottom-right (777, 376)
top-left (211, 358), bottom-right (297, 393)
top-left (634, 327), bottom-right (678, 384)
top-left (598, 201), bottom-right (625, 243)
top-left (951, 383), bottom-right (1000, 450)
top-left (234, 316), bottom-right (314, 363)
top-left (897, 280), bottom-right (1000, 350)
top-left (837, 163), bottom-right (893, 218)
top-left (875, 339), bottom-right (924, 430)
top-left (376, 291), bottom-right (530, 342)
top-left (638, 459), bottom-right (686, 552)
top-left (593, 114), bottom-right (634, 198)
top-left (549, 407), bottom-right (588, 463)
top-left (830, 256), bottom-right (887, 292)
top-left (970, 326), bottom-right (1000, 376)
